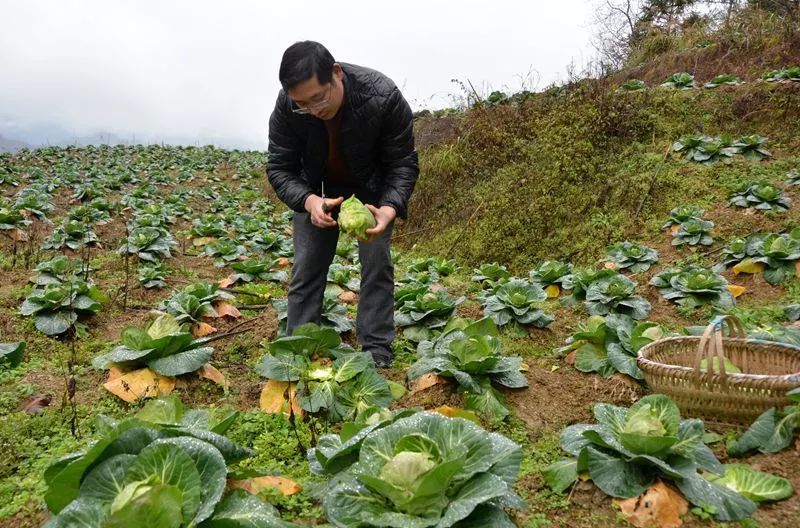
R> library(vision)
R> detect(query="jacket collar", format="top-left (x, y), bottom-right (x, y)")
top-left (340, 65), bottom-right (358, 134)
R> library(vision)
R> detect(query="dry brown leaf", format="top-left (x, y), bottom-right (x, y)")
top-left (602, 261), bottom-right (618, 270)
top-left (564, 350), bottom-right (577, 366)
top-left (410, 373), bottom-right (449, 393)
top-left (670, 224), bottom-right (680, 234)
top-left (197, 363), bottom-right (228, 389)
top-left (214, 301), bottom-right (241, 319)
top-left (192, 321), bottom-right (217, 337)
top-left (21, 395), bottom-right (51, 414)
top-left (104, 367), bottom-right (175, 403)
top-left (277, 257), bottom-right (291, 268)
top-left (259, 380), bottom-right (303, 416)
top-left (615, 480), bottom-right (688, 528)
top-left (218, 277), bottom-right (236, 288)
top-left (11, 229), bottom-right (28, 242)
top-left (228, 476), bottom-right (302, 496)
top-left (339, 291), bottom-right (358, 304)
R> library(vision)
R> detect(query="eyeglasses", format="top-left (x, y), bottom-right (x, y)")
top-left (291, 84), bottom-right (332, 115)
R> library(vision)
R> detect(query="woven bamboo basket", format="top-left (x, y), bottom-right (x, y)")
top-left (637, 315), bottom-right (800, 428)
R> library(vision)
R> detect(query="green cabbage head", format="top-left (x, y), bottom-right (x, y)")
top-left (339, 195), bottom-right (376, 239)
top-left (380, 451), bottom-right (437, 494)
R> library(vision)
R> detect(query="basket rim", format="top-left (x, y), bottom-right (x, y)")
top-left (637, 335), bottom-right (800, 383)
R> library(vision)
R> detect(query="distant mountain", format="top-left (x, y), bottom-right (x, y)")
top-left (0, 134), bottom-right (32, 153)
top-left (0, 116), bottom-right (265, 152)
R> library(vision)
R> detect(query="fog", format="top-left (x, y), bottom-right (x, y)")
top-left (0, 0), bottom-right (595, 150)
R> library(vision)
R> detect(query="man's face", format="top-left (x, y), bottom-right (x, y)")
top-left (287, 64), bottom-right (344, 120)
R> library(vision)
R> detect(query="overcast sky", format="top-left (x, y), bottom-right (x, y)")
top-left (1, 1), bottom-right (596, 150)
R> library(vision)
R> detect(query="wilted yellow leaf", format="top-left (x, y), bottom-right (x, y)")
top-left (670, 224), bottom-right (680, 234)
top-left (544, 284), bottom-right (560, 298)
top-left (410, 373), bottom-right (449, 393)
top-left (602, 261), bottom-right (618, 270)
top-left (277, 257), bottom-right (291, 268)
top-left (107, 366), bottom-right (124, 383)
top-left (731, 258), bottom-right (764, 276)
top-left (727, 284), bottom-right (746, 298)
top-left (191, 321), bottom-right (217, 337)
top-left (615, 480), bottom-right (688, 528)
top-left (228, 476), bottom-right (302, 496)
top-left (103, 367), bottom-right (175, 403)
top-left (197, 363), bottom-right (228, 389)
top-left (259, 380), bottom-right (303, 416)
top-left (433, 406), bottom-right (481, 423)
top-left (192, 236), bottom-right (216, 247)
top-left (214, 301), bottom-right (241, 319)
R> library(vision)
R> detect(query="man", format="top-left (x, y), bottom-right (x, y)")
top-left (267, 41), bottom-right (418, 367)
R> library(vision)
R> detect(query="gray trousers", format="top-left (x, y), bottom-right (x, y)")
top-left (286, 211), bottom-right (395, 360)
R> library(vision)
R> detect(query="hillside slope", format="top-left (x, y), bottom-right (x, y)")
top-left (405, 12), bottom-right (800, 272)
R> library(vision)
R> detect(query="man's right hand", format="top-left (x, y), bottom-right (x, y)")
top-left (305, 195), bottom-right (343, 228)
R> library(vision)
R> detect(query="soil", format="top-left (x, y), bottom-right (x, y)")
top-left (0, 509), bottom-right (48, 528)
top-left (456, 302), bottom-right (484, 320)
top-left (507, 360), bottom-right (646, 434)
top-left (615, 38), bottom-right (800, 89)
top-left (395, 380), bottom-right (463, 411)
top-left (413, 115), bottom-right (462, 149)
top-left (88, 308), bottom-right (153, 342)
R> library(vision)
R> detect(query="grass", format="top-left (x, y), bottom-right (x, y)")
top-left (403, 82), bottom-right (800, 272)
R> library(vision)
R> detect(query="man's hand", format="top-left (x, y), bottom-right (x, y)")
top-left (305, 195), bottom-right (343, 228)
top-left (364, 204), bottom-right (396, 242)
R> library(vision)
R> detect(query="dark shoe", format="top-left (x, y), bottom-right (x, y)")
top-left (372, 354), bottom-right (393, 369)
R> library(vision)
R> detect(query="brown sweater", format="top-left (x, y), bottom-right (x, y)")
top-left (323, 102), bottom-right (357, 188)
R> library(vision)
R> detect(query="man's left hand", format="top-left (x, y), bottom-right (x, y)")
top-left (364, 204), bottom-right (396, 243)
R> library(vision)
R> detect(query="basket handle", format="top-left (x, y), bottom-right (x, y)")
top-left (692, 315), bottom-right (745, 385)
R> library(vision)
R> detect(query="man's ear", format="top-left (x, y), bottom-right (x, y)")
top-left (332, 63), bottom-right (344, 81)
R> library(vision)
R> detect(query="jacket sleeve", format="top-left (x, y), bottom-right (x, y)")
top-left (267, 92), bottom-right (313, 213)
top-left (377, 87), bottom-right (419, 219)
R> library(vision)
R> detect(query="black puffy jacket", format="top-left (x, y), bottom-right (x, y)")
top-left (267, 63), bottom-right (419, 219)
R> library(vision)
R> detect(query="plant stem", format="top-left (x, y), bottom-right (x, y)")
top-left (198, 326), bottom-right (255, 344)
top-left (123, 223), bottom-right (130, 311)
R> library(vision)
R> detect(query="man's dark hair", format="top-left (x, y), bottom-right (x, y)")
top-left (279, 41), bottom-right (335, 91)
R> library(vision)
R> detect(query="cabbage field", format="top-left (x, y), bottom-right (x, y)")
top-left (2, 68), bottom-right (800, 528)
